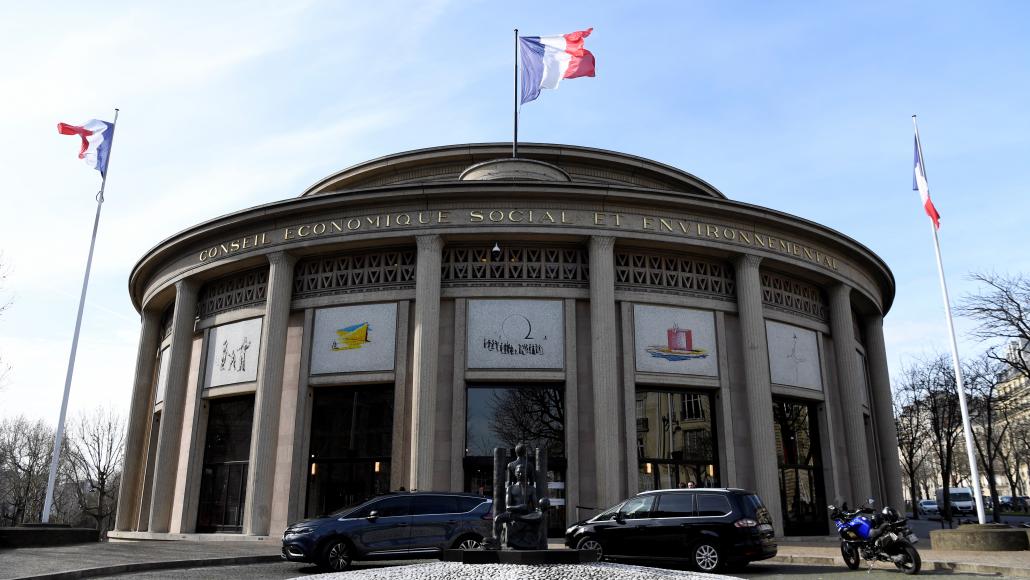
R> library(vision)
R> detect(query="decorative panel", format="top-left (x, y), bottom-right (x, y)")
top-left (466, 300), bottom-right (564, 369)
top-left (615, 251), bottom-right (735, 300)
top-left (633, 304), bottom-right (718, 376)
top-left (293, 249), bottom-right (416, 299)
top-left (310, 303), bottom-right (398, 375)
top-left (766, 320), bottom-right (822, 390)
top-left (197, 268), bottom-right (268, 319)
top-left (761, 271), bottom-right (828, 321)
top-left (442, 246), bottom-right (588, 288)
top-left (204, 318), bottom-right (263, 388)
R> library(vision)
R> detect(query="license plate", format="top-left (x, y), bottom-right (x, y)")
top-left (907, 533), bottom-right (919, 544)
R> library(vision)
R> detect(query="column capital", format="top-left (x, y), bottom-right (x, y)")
top-left (416, 234), bottom-right (444, 252)
top-left (830, 281), bottom-right (854, 303)
top-left (733, 253), bottom-right (763, 271)
top-left (266, 250), bottom-right (297, 269)
top-left (865, 311), bottom-right (885, 332)
top-left (173, 277), bottom-right (200, 297)
top-left (589, 235), bottom-right (616, 252)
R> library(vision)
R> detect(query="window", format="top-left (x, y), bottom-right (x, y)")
top-left (619, 495), bottom-right (655, 519)
top-left (696, 494), bottom-right (732, 517)
top-left (464, 383), bottom-right (567, 538)
top-left (682, 393), bottom-right (706, 421)
top-left (655, 493), bottom-right (695, 517)
top-left (457, 497), bottom-right (487, 512)
top-left (412, 495), bottom-right (459, 516)
top-left (352, 496), bottom-right (411, 518)
top-left (636, 390), bottom-right (718, 491)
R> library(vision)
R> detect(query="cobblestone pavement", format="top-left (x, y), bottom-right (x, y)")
top-left (113, 560), bottom-right (998, 579)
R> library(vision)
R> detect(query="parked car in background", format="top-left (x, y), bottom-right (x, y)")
top-left (936, 487), bottom-right (975, 517)
top-left (281, 492), bottom-right (492, 571)
top-left (566, 488), bottom-right (777, 573)
top-left (999, 496), bottom-right (1015, 510)
top-left (917, 499), bottom-right (939, 516)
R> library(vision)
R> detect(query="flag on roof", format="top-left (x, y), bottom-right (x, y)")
top-left (913, 133), bottom-right (941, 229)
top-left (57, 119), bottom-right (115, 177)
top-left (519, 28), bottom-right (595, 105)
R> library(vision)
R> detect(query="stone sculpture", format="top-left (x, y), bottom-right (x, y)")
top-left (484, 443), bottom-right (549, 550)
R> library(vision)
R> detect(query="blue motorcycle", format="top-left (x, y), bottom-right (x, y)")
top-left (829, 500), bottom-right (921, 575)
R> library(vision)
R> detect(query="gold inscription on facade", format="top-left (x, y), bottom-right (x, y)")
top-left (198, 209), bottom-right (841, 271)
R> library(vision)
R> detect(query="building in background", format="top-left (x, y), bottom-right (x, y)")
top-left (110, 143), bottom-right (901, 540)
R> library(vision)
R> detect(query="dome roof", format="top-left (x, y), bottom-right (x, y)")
top-left (300, 142), bottom-right (727, 199)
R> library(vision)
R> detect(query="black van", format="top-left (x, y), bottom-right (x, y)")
top-left (565, 488), bottom-right (776, 572)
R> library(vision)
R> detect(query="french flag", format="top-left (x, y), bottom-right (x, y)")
top-left (519, 28), bottom-right (596, 105)
top-left (913, 134), bottom-right (941, 229)
top-left (57, 119), bottom-right (115, 177)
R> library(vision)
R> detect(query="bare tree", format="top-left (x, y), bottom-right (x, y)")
top-left (0, 416), bottom-right (56, 525)
top-left (916, 355), bottom-right (964, 525)
top-left (894, 365), bottom-right (930, 519)
top-left (958, 272), bottom-right (1030, 380)
top-left (60, 408), bottom-right (125, 536)
top-left (965, 355), bottom-right (1016, 522)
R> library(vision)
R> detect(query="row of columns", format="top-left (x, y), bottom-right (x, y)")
top-left (116, 236), bottom-right (902, 536)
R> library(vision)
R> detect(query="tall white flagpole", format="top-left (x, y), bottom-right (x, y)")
top-left (42, 108), bottom-right (119, 523)
top-left (913, 115), bottom-right (986, 525)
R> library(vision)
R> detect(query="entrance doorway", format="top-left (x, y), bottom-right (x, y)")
top-left (305, 385), bottom-right (393, 517)
top-left (464, 384), bottom-right (566, 537)
top-left (773, 398), bottom-right (827, 535)
top-left (635, 390), bottom-right (719, 491)
top-left (196, 395), bottom-right (254, 533)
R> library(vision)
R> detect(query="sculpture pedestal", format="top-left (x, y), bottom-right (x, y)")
top-left (441, 549), bottom-right (597, 565)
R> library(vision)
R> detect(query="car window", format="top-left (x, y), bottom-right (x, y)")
top-left (592, 503), bottom-right (623, 521)
top-left (696, 494), bottom-right (732, 517)
top-left (412, 495), bottom-right (459, 515)
top-left (458, 497), bottom-right (488, 512)
top-left (654, 493), bottom-right (694, 517)
top-left (619, 495), bottom-right (655, 519)
top-left (351, 496), bottom-right (411, 518)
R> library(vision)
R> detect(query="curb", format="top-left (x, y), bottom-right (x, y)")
top-left (770, 553), bottom-right (1030, 578)
top-left (10, 554), bottom-right (282, 580)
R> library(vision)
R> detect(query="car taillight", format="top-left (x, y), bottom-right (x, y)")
top-left (734, 518), bottom-right (758, 528)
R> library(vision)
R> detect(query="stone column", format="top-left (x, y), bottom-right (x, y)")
top-left (243, 251), bottom-right (296, 536)
top-left (148, 279), bottom-right (199, 533)
top-left (589, 236), bottom-right (621, 508)
top-left (829, 283), bottom-right (872, 502)
top-left (733, 255), bottom-right (783, 535)
top-left (410, 235), bottom-right (443, 490)
top-left (114, 307), bottom-right (162, 531)
top-left (865, 313), bottom-right (905, 509)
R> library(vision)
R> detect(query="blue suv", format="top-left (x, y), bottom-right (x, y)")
top-left (282, 492), bottom-right (492, 571)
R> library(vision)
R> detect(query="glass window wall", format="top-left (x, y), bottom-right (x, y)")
top-left (636, 390), bottom-right (718, 491)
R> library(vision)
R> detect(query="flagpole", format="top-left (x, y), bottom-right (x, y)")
top-left (913, 115), bottom-right (987, 525)
top-left (41, 108), bottom-right (119, 523)
top-left (513, 28), bottom-right (519, 158)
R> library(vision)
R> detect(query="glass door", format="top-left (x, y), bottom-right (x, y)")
top-left (773, 398), bottom-right (827, 535)
top-left (196, 395), bottom-right (254, 533)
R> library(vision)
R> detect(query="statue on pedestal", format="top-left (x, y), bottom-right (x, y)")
top-left (484, 443), bottom-right (549, 550)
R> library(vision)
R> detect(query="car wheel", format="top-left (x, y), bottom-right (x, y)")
top-left (454, 534), bottom-right (484, 550)
top-left (691, 541), bottom-right (722, 572)
top-left (575, 536), bottom-right (604, 561)
top-left (319, 539), bottom-right (353, 571)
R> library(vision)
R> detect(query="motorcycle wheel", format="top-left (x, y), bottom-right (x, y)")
top-left (893, 542), bottom-right (921, 575)
top-left (841, 544), bottom-right (860, 570)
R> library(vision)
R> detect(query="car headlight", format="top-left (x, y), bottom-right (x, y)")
top-left (286, 527), bottom-right (314, 536)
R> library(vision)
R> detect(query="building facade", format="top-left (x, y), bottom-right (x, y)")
top-left (111, 143), bottom-right (902, 540)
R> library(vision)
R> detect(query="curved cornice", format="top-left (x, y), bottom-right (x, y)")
top-left (129, 180), bottom-right (895, 316)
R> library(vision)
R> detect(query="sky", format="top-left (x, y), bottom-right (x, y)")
top-left (1, 1), bottom-right (1029, 423)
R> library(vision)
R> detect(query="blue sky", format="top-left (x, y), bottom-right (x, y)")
top-left (1, 1), bottom-right (1029, 421)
